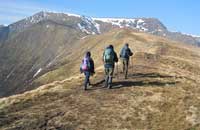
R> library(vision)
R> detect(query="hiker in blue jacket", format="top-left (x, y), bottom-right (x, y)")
top-left (80, 51), bottom-right (95, 90)
top-left (103, 45), bottom-right (118, 89)
top-left (120, 43), bottom-right (133, 79)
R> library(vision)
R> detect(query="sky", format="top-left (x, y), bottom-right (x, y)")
top-left (0, 0), bottom-right (199, 36)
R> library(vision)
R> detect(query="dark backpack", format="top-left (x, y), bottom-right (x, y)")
top-left (121, 47), bottom-right (129, 58)
top-left (104, 48), bottom-right (115, 64)
top-left (81, 57), bottom-right (90, 71)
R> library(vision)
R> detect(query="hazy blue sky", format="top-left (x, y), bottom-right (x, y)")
top-left (0, 0), bottom-right (199, 35)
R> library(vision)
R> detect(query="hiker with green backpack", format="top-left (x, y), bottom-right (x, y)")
top-left (80, 51), bottom-right (95, 90)
top-left (103, 45), bottom-right (118, 89)
top-left (120, 43), bottom-right (133, 79)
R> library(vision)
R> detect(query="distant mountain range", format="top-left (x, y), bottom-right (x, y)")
top-left (1, 11), bottom-right (199, 46)
top-left (0, 11), bottom-right (200, 97)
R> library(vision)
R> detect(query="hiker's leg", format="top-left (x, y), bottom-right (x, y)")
top-left (84, 72), bottom-right (88, 90)
top-left (88, 72), bottom-right (91, 86)
top-left (125, 59), bottom-right (129, 79)
top-left (108, 68), bottom-right (114, 88)
top-left (84, 71), bottom-right (90, 90)
top-left (104, 68), bottom-right (109, 87)
top-left (122, 59), bottom-right (125, 73)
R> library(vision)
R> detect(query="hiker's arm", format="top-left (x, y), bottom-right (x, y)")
top-left (102, 51), bottom-right (105, 63)
top-left (129, 48), bottom-right (133, 56)
top-left (80, 61), bottom-right (83, 73)
top-left (90, 59), bottom-right (95, 73)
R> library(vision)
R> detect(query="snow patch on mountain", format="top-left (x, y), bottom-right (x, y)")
top-left (137, 19), bottom-right (144, 23)
top-left (93, 18), bottom-right (136, 23)
top-left (33, 68), bottom-right (42, 78)
top-left (77, 16), bottom-right (101, 35)
top-left (182, 33), bottom-right (200, 38)
top-left (94, 22), bottom-right (101, 34)
top-left (45, 11), bottom-right (81, 18)
top-left (93, 18), bottom-right (148, 32)
top-left (66, 13), bottom-right (81, 18)
top-left (77, 23), bottom-right (91, 34)
top-left (93, 18), bottom-right (136, 28)
top-left (26, 11), bottom-right (48, 24)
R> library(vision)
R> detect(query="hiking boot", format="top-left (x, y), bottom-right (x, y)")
top-left (104, 82), bottom-right (108, 88)
top-left (88, 81), bottom-right (91, 86)
top-left (84, 83), bottom-right (89, 90)
top-left (108, 84), bottom-right (112, 89)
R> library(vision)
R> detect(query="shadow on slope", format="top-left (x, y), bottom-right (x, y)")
top-left (88, 72), bottom-right (179, 90)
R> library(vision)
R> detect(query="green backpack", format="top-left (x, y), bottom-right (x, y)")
top-left (104, 48), bottom-right (115, 64)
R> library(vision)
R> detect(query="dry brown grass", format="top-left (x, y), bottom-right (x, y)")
top-left (1, 29), bottom-right (200, 130)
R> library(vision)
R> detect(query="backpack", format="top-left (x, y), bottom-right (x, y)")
top-left (81, 57), bottom-right (90, 71)
top-left (121, 47), bottom-right (129, 58)
top-left (104, 48), bottom-right (115, 64)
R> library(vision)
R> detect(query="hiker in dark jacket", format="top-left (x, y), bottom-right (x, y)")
top-left (103, 45), bottom-right (118, 89)
top-left (120, 43), bottom-right (133, 79)
top-left (80, 51), bottom-right (95, 90)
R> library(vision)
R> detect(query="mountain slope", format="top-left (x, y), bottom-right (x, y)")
top-left (0, 11), bottom-right (109, 97)
top-left (0, 29), bottom-right (200, 130)
top-left (0, 19), bottom-right (85, 97)
top-left (0, 11), bottom-right (200, 98)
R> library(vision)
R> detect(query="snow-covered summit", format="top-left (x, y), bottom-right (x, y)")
top-left (93, 17), bottom-right (166, 32)
top-left (8, 11), bottom-right (82, 32)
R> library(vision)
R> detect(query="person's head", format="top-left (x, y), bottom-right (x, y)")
top-left (125, 43), bottom-right (129, 47)
top-left (85, 51), bottom-right (91, 57)
top-left (108, 44), bottom-right (114, 49)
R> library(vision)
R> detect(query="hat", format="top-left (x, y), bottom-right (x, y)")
top-left (86, 51), bottom-right (91, 57)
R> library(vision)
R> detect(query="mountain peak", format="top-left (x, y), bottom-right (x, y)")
top-left (0, 24), bottom-right (7, 28)
top-left (35, 11), bottom-right (81, 18)
top-left (3, 11), bottom-right (200, 46)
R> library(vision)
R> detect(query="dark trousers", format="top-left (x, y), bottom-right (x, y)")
top-left (122, 59), bottom-right (129, 79)
top-left (84, 71), bottom-right (90, 90)
top-left (105, 67), bottom-right (114, 88)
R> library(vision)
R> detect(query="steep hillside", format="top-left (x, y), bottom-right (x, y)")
top-left (0, 19), bottom-right (86, 97)
top-left (0, 29), bottom-right (200, 130)
top-left (0, 11), bottom-right (103, 97)
top-left (0, 26), bottom-right (9, 44)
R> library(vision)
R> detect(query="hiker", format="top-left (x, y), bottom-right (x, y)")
top-left (103, 45), bottom-right (118, 89)
top-left (120, 43), bottom-right (133, 79)
top-left (80, 51), bottom-right (95, 90)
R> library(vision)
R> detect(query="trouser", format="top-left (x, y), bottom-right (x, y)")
top-left (105, 67), bottom-right (114, 88)
top-left (122, 59), bottom-right (129, 78)
top-left (84, 71), bottom-right (90, 90)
